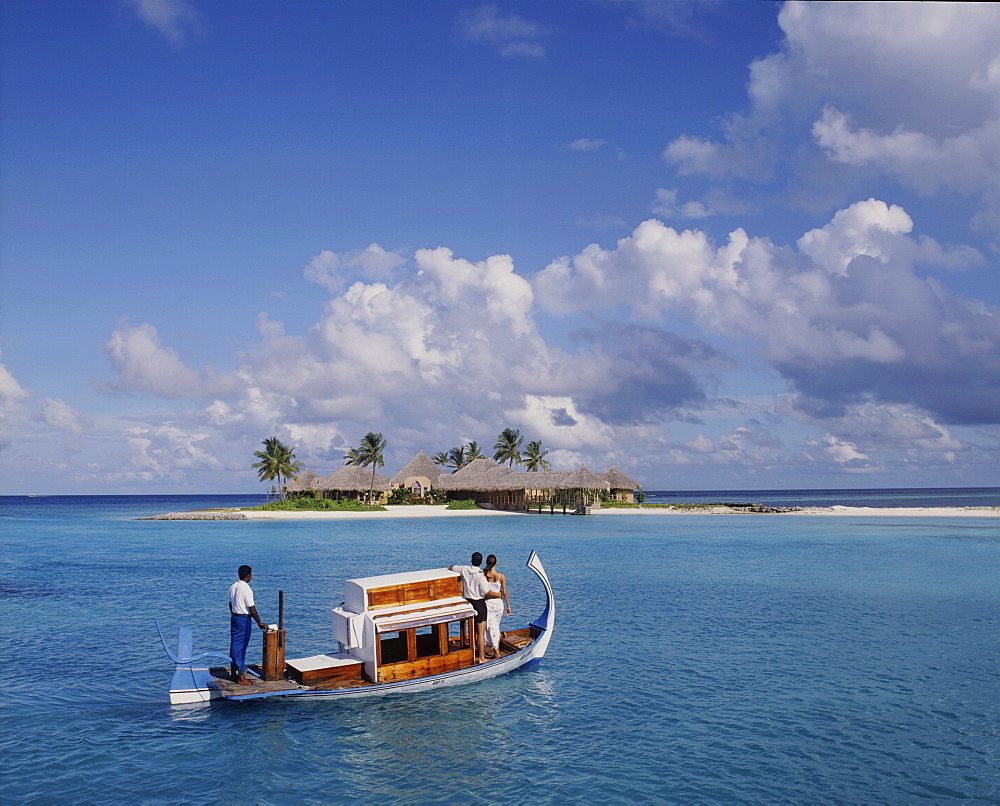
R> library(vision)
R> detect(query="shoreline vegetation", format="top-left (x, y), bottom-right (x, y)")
top-left (139, 502), bottom-right (1000, 520)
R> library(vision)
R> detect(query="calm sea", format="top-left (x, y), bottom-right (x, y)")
top-left (1, 493), bottom-right (998, 804)
top-left (643, 487), bottom-right (1000, 508)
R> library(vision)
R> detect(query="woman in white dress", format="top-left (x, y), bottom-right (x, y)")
top-left (483, 554), bottom-right (511, 659)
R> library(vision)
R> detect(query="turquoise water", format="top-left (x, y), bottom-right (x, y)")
top-left (645, 486), bottom-right (1000, 508)
top-left (1, 496), bottom-right (998, 803)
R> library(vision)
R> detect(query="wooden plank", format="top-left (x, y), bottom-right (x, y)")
top-left (209, 675), bottom-right (303, 696)
top-left (310, 676), bottom-right (374, 691)
top-left (437, 622), bottom-right (449, 656)
top-left (377, 648), bottom-right (474, 681)
top-left (287, 659), bottom-right (363, 685)
top-left (262, 629), bottom-right (286, 681)
top-left (368, 586), bottom-right (404, 609)
top-left (366, 576), bottom-right (462, 609)
top-left (499, 635), bottom-right (532, 653)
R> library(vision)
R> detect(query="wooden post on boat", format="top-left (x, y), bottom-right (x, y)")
top-left (262, 590), bottom-right (286, 681)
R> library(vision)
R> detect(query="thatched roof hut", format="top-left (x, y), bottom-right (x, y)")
top-left (522, 470), bottom-right (570, 489)
top-left (313, 465), bottom-right (391, 493)
top-left (391, 450), bottom-right (443, 487)
top-left (433, 458), bottom-right (635, 510)
top-left (600, 466), bottom-right (638, 491)
top-left (438, 462), bottom-right (612, 493)
top-left (557, 466), bottom-right (611, 491)
top-left (284, 468), bottom-right (318, 493)
top-left (436, 458), bottom-right (521, 491)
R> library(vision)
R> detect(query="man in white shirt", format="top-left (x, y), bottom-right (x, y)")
top-left (449, 552), bottom-right (500, 664)
top-left (229, 565), bottom-right (269, 684)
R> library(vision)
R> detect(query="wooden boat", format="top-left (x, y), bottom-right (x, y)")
top-left (158, 551), bottom-right (554, 704)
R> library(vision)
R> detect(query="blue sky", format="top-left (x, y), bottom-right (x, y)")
top-left (2, 0), bottom-right (999, 494)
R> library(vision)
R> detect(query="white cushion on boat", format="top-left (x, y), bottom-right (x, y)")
top-left (286, 653), bottom-right (361, 672)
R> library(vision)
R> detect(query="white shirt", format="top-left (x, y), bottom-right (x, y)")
top-left (229, 579), bottom-right (255, 614)
top-left (453, 565), bottom-right (489, 600)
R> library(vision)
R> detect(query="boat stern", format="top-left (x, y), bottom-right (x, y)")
top-left (169, 666), bottom-right (220, 704)
top-left (156, 621), bottom-right (232, 705)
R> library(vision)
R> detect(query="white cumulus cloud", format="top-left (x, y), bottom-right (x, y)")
top-left (535, 198), bottom-right (999, 425)
top-left (662, 1), bottom-right (1000, 239)
top-left (104, 321), bottom-right (241, 400)
top-left (37, 398), bottom-right (93, 439)
top-left (652, 188), bottom-right (714, 220)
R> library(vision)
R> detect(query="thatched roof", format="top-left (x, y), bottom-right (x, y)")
top-left (600, 465), bottom-right (638, 490)
top-left (557, 466), bottom-right (611, 490)
top-left (313, 465), bottom-right (391, 492)
top-left (284, 468), bottom-right (318, 492)
top-left (523, 470), bottom-right (570, 489)
top-left (436, 457), bottom-right (522, 491)
top-left (391, 450), bottom-right (443, 486)
top-left (438, 460), bottom-right (613, 493)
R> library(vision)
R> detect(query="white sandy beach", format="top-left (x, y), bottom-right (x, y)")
top-left (233, 504), bottom-right (999, 520)
top-left (788, 505), bottom-right (999, 518)
top-left (596, 506), bottom-right (999, 518)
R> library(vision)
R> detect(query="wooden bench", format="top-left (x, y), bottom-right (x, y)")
top-left (500, 635), bottom-right (532, 653)
top-left (285, 653), bottom-right (363, 685)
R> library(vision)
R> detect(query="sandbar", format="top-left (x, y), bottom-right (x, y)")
top-left (591, 505), bottom-right (998, 517)
top-left (787, 505), bottom-right (998, 517)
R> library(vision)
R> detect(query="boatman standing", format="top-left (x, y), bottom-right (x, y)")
top-left (229, 565), bottom-right (269, 684)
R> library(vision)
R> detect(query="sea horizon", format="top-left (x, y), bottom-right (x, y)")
top-left (4, 485), bottom-right (998, 510)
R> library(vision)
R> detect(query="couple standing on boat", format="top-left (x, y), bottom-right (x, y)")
top-left (450, 552), bottom-right (512, 664)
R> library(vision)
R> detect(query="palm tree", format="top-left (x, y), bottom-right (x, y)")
top-left (354, 431), bottom-right (387, 505)
top-left (465, 441), bottom-right (485, 462)
top-left (343, 447), bottom-right (360, 466)
top-left (432, 451), bottom-right (449, 468)
top-left (447, 444), bottom-right (466, 471)
top-left (493, 427), bottom-right (523, 467)
top-left (252, 437), bottom-right (303, 499)
top-left (523, 440), bottom-right (550, 471)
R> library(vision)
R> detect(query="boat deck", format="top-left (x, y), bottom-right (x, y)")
top-left (206, 631), bottom-right (535, 699)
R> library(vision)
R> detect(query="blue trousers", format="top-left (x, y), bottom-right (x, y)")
top-left (229, 614), bottom-right (252, 674)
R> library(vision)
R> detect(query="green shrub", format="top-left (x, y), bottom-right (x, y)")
top-left (445, 498), bottom-right (479, 510)
top-left (386, 487), bottom-right (413, 505)
top-left (386, 489), bottom-right (448, 505)
top-left (253, 498), bottom-right (387, 512)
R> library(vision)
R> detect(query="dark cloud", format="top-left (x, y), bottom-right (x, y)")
top-left (781, 356), bottom-right (1000, 426)
top-left (550, 407), bottom-right (578, 427)
top-left (570, 323), bottom-right (731, 425)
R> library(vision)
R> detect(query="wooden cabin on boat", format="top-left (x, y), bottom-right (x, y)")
top-left (286, 568), bottom-right (478, 686)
